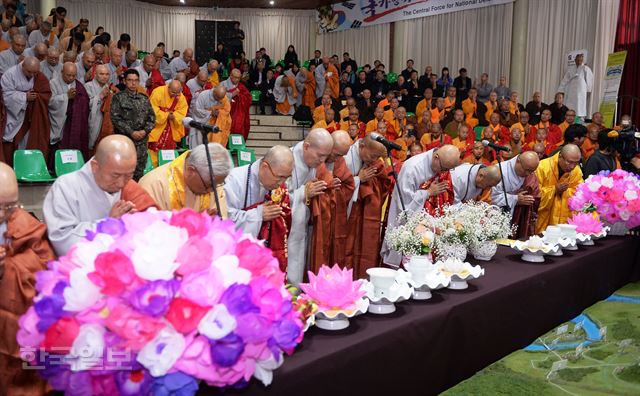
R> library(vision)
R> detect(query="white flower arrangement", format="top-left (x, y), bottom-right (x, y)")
top-left (453, 201), bottom-right (515, 245)
top-left (385, 210), bottom-right (437, 257)
top-left (431, 205), bottom-right (471, 247)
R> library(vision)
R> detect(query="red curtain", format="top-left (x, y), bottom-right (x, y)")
top-left (615, 0), bottom-right (640, 126)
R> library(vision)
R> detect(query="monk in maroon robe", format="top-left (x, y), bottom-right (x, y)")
top-left (225, 69), bottom-right (252, 140)
top-left (60, 79), bottom-right (91, 160)
top-left (310, 131), bottom-right (355, 272)
top-left (511, 173), bottom-right (541, 239)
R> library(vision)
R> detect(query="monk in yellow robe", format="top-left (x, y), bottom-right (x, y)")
top-left (0, 163), bottom-right (54, 395)
top-left (443, 86), bottom-right (458, 115)
top-left (148, 80), bottom-right (188, 165)
top-left (139, 143), bottom-right (231, 217)
top-left (339, 97), bottom-right (357, 121)
top-left (383, 98), bottom-right (400, 123)
top-left (366, 106), bottom-right (396, 137)
top-left (192, 85), bottom-right (232, 146)
top-left (339, 108), bottom-right (366, 139)
top-left (534, 144), bottom-right (583, 233)
top-left (313, 94), bottom-right (333, 124)
top-left (205, 60), bottom-right (220, 86)
top-left (461, 87), bottom-right (483, 128)
top-left (430, 97), bottom-right (447, 124)
top-left (485, 91), bottom-right (499, 123)
top-left (415, 88), bottom-right (433, 122)
top-left (313, 108), bottom-right (338, 131)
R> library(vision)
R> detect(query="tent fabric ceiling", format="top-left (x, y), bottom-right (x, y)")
top-left (138, 0), bottom-right (340, 9)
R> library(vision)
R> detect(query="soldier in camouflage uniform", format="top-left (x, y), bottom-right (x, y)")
top-left (110, 69), bottom-right (156, 181)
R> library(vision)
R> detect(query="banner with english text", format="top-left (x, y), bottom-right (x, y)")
top-left (317, 0), bottom-right (514, 33)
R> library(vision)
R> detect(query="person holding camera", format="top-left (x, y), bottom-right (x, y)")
top-left (583, 129), bottom-right (620, 178)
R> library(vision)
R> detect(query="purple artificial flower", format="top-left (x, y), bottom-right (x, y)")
top-left (151, 372), bottom-right (199, 396)
top-left (34, 281), bottom-right (68, 332)
top-left (65, 371), bottom-right (94, 396)
top-left (219, 284), bottom-right (259, 316)
top-left (271, 318), bottom-right (302, 351)
top-left (115, 366), bottom-right (153, 396)
top-left (129, 279), bottom-right (180, 317)
top-left (86, 218), bottom-right (126, 241)
top-left (234, 313), bottom-right (273, 343)
top-left (209, 332), bottom-right (245, 367)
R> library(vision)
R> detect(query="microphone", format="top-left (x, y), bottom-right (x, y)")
top-left (369, 132), bottom-right (403, 151)
top-left (482, 139), bottom-right (510, 152)
top-left (182, 117), bottom-right (220, 133)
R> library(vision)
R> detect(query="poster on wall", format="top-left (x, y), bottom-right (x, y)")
top-left (317, 0), bottom-right (514, 33)
top-left (565, 49), bottom-right (589, 68)
top-left (598, 50), bottom-right (627, 128)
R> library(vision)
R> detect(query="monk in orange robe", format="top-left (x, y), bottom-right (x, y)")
top-left (344, 137), bottom-right (391, 278)
top-left (339, 108), bottom-right (366, 139)
top-left (536, 109), bottom-right (562, 147)
top-left (366, 106), bottom-right (396, 136)
top-left (383, 98), bottom-right (400, 123)
top-left (463, 141), bottom-right (492, 165)
top-left (422, 123), bottom-right (453, 151)
top-left (503, 127), bottom-right (524, 160)
top-left (451, 124), bottom-right (474, 158)
top-left (461, 87), bottom-right (486, 128)
top-left (487, 112), bottom-right (510, 144)
top-left (558, 109), bottom-right (576, 134)
top-left (310, 131), bottom-right (355, 272)
top-left (312, 108), bottom-right (338, 132)
top-left (318, 56), bottom-right (339, 99)
top-left (313, 94), bottom-right (333, 124)
top-left (0, 163), bottom-right (55, 395)
top-left (510, 111), bottom-right (538, 143)
top-left (415, 88), bottom-right (433, 122)
top-left (484, 91), bottom-right (499, 123)
top-left (444, 109), bottom-right (474, 140)
top-left (525, 128), bottom-right (555, 156)
top-left (302, 65), bottom-right (317, 109)
top-left (430, 97), bottom-right (447, 124)
top-left (582, 124), bottom-right (600, 160)
top-left (443, 86), bottom-right (458, 115)
top-left (192, 85), bottom-right (232, 146)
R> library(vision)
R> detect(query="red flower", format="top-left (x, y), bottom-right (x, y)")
top-left (169, 209), bottom-right (210, 238)
top-left (165, 298), bottom-right (209, 334)
top-left (41, 317), bottom-right (80, 353)
top-left (88, 250), bottom-right (141, 296)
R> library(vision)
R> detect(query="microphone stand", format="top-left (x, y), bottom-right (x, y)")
top-left (386, 147), bottom-right (406, 212)
top-left (198, 128), bottom-right (222, 217)
top-left (495, 149), bottom-right (510, 213)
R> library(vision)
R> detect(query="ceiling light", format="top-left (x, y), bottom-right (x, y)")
top-left (180, 0), bottom-right (185, 3)
top-left (269, 1), bottom-right (275, 5)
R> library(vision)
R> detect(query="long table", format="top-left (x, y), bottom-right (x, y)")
top-left (200, 236), bottom-right (640, 396)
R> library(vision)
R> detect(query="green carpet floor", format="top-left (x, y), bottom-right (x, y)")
top-left (442, 282), bottom-right (640, 396)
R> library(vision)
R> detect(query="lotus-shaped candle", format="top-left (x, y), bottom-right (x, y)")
top-left (362, 269), bottom-right (412, 314)
top-left (435, 258), bottom-right (485, 290)
top-left (510, 236), bottom-right (559, 262)
top-left (299, 265), bottom-right (368, 330)
top-left (568, 212), bottom-right (603, 235)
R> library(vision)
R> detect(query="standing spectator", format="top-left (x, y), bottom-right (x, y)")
top-left (228, 21), bottom-right (245, 58)
top-left (453, 67), bottom-right (472, 101)
top-left (549, 92), bottom-right (569, 125)
top-left (284, 44), bottom-right (299, 69)
top-left (418, 65), bottom-right (433, 92)
top-left (494, 76), bottom-right (511, 100)
top-left (557, 53), bottom-right (593, 119)
top-left (259, 47), bottom-right (272, 70)
top-left (259, 69), bottom-right (276, 115)
top-left (340, 52), bottom-right (357, 73)
top-left (309, 49), bottom-right (322, 67)
top-left (475, 73), bottom-right (493, 103)
top-left (437, 67), bottom-right (453, 96)
top-left (401, 59), bottom-right (416, 81)
top-left (213, 42), bottom-right (229, 70)
top-left (352, 69), bottom-right (370, 97)
top-left (525, 91), bottom-right (548, 125)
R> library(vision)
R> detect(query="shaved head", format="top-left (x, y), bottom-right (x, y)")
top-left (559, 143), bottom-right (581, 173)
top-left (63, 51), bottom-right (77, 63)
top-left (561, 143), bottom-right (581, 157)
top-left (264, 145), bottom-right (294, 169)
top-left (92, 135), bottom-right (137, 193)
top-left (432, 144), bottom-right (460, 173)
top-left (168, 80), bottom-right (183, 96)
top-left (33, 42), bottom-right (48, 59)
top-left (175, 72), bottom-right (187, 84)
top-left (359, 135), bottom-right (387, 165)
top-left (476, 165), bottom-right (501, 189)
top-left (303, 128), bottom-right (334, 168)
top-left (327, 130), bottom-right (352, 162)
top-left (95, 64), bottom-right (110, 85)
top-left (197, 69), bottom-right (209, 84)
top-left (0, 162), bottom-right (18, 206)
top-left (515, 151), bottom-right (540, 177)
top-left (260, 145), bottom-right (294, 190)
top-left (21, 56), bottom-right (40, 79)
top-left (213, 85), bottom-right (227, 100)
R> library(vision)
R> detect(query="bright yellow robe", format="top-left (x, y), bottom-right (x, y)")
top-left (148, 85), bottom-right (188, 165)
top-left (461, 98), bottom-right (479, 128)
top-left (312, 120), bottom-right (337, 131)
top-left (313, 105), bottom-right (330, 124)
top-left (415, 98), bottom-right (432, 122)
top-left (206, 96), bottom-right (232, 147)
top-left (208, 71), bottom-right (219, 87)
top-left (383, 109), bottom-right (397, 123)
top-left (534, 153), bottom-right (583, 233)
top-left (485, 101), bottom-right (498, 122)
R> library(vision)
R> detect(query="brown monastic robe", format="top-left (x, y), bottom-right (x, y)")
top-left (511, 173), bottom-right (541, 239)
top-left (2, 72), bottom-right (51, 166)
top-left (0, 208), bottom-right (55, 395)
top-left (309, 157), bottom-right (355, 273)
top-left (345, 159), bottom-right (391, 279)
top-left (121, 180), bottom-right (159, 211)
top-left (92, 84), bottom-right (119, 155)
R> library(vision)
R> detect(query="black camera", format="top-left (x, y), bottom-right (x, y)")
top-left (613, 125), bottom-right (640, 162)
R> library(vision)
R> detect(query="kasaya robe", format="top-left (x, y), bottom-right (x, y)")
top-left (510, 173), bottom-right (541, 239)
top-left (581, 138), bottom-right (598, 160)
top-left (0, 208), bottom-right (55, 395)
top-left (147, 69), bottom-right (165, 96)
top-left (309, 157), bottom-right (355, 273)
top-left (148, 85), bottom-right (188, 165)
top-left (534, 153), bottom-right (583, 233)
top-left (3, 72), bottom-right (51, 166)
top-left (191, 90), bottom-right (232, 147)
top-left (121, 179), bottom-right (159, 211)
top-left (59, 80), bottom-right (91, 160)
top-left (94, 84), bottom-right (119, 153)
top-left (302, 70), bottom-right (316, 108)
top-left (345, 158), bottom-right (391, 279)
top-left (224, 80), bottom-right (251, 140)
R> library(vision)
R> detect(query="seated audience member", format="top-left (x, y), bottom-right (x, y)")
top-left (582, 130), bottom-right (621, 178)
top-left (463, 141), bottom-right (492, 165)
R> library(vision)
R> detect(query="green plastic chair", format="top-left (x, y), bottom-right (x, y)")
top-left (303, 60), bottom-right (310, 69)
top-left (474, 126), bottom-right (485, 141)
top-left (227, 134), bottom-right (246, 152)
top-left (13, 150), bottom-right (55, 182)
top-left (277, 59), bottom-right (285, 68)
top-left (157, 150), bottom-right (179, 167)
top-left (144, 154), bottom-right (154, 175)
top-left (250, 90), bottom-right (261, 102)
top-left (356, 66), bottom-right (363, 74)
top-left (386, 72), bottom-right (398, 84)
top-left (236, 148), bottom-right (256, 166)
top-left (406, 112), bottom-right (416, 118)
top-left (54, 149), bottom-right (85, 177)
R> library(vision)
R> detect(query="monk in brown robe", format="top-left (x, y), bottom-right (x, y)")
top-left (344, 136), bottom-right (391, 279)
top-left (0, 162), bottom-right (55, 395)
top-left (310, 130), bottom-right (355, 273)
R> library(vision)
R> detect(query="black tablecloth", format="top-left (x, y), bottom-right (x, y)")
top-left (200, 236), bottom-right (640, 396)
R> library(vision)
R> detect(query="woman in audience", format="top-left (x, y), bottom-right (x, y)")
top-left (284, 44), bottom-right (299, 69)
